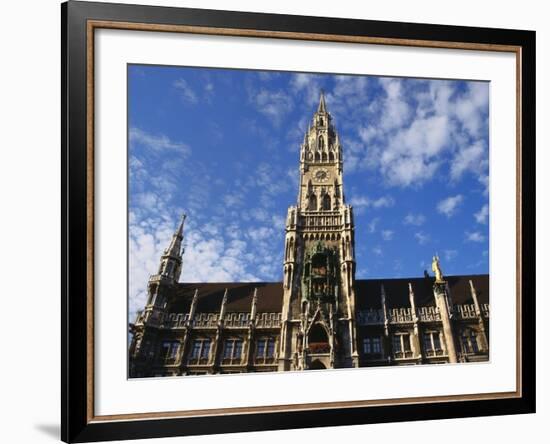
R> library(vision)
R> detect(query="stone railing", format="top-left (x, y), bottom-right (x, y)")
top-left (389, 307), bottom-right (414, 323)
top-left (394, 351), bottom-right (414, 359)
top-left (192, 313), bottom-right (219, 328)
top-left (417, 306), bottom-right (441, 322)
top-left (357, 303), bottom-right (489, 325)
top-left (300, 212), bottom-right (342, 231)
top-left (454, 303), bottom-right (490, 320)
top-left (454, 304), bottom-right (478, 320)
top-left (162, 313), bottom-right (190, 328)
top-left (224, 312), bottom-right (251, 328)
top-left (425, 349), bottom-right (445, 357)
top-left (133, 310), bottom-right (145, 325)
top-left (357, 307), bottom-right (428, 325)
top-left (256, 312), bottom-right (282, 328)
top-left (357, 309), bottom-right (383, 325)
top-left (142, 309), bottom-right (164, 327)
top-left (149, 312), bottom-right (281, 329)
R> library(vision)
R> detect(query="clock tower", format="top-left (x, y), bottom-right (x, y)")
top-left (278, 92), bottom-right (358, 371)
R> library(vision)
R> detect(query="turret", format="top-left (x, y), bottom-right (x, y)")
top-left (157, 214), bottom-right (186, 283)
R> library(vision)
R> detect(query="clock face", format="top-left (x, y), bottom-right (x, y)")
top-left (314, 169), bottom-right (330, 182)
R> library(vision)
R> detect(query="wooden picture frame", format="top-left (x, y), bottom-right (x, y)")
top-left (61, 1), bottom-right (535, 442)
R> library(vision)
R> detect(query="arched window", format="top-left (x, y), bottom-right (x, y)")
top-left (322, 152), bottom-right (327, 162)
top-left (309, 324), bottom-right (328, 343)
top-left (286, 265), bottom-right (292, 288)
top-left (329, 152), bottom-right (335, 162)
top-left (322, 194), bottom-right (331, 210)
top-left (308, 194), bottom-right (317, 211)
top-left (314, 151), bottom-right (320, 162)
top-left (318, 135), bottom-right (324, 150)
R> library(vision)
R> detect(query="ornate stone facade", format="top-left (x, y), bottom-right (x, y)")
top-left (129, 93), bottom-right (489, 378)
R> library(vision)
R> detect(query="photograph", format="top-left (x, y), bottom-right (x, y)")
top-left (127, 66), bottom-right (490, 378)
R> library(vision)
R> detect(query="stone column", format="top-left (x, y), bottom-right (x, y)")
top-left (381, 284), bottom-right (391, 363)
top-left (409, 283), bottom-right (422, 360)
top-left (246, 288), bottom-right (258, 369)
top-left (433, 282), bottom-right (457, 363)
top-left (210, 288), bottom-right (228, 373)
top-left (178, 289), bottom-right (198, 374)
top-left (469, 280), bottom-right (489, 351)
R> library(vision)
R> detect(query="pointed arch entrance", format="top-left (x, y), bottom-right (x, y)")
top-left (309, 360), bottom-right (326, 370)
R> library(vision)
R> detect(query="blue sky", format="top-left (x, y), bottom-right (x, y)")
top-left (128, 64), bottom-right (489, 318)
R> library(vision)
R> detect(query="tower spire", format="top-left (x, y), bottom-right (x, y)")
top-left (166, 213), bottom-right (186, 258)
top-left (317, 90), bottom-right (327, 113)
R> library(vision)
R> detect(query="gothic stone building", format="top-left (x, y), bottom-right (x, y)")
top-left (129, 93), bottom-right (489, 377)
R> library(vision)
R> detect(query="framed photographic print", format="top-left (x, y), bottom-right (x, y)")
top-left (61, 0), bottom-right (536, 442)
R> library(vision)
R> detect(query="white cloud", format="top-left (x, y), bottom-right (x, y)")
top-left (247, 226), bottom-right (275, 241)
top-left (372, 245), bottom-right (383, 256)
top-left (271, 214), bottom-right (286, 231)
top-left (173, 78), bottom-right (198, 104)
top-left (381, 230), bottom-right (394, 241)
top-left (130, 128), bottom-right (191, 156)
top-left (290, 73), bottom-right (322, 106)
top-left (450, 140), bottom-right (486, 181)
top-left (403, 213), bottom-right (426, 226)
top-left (474, 203), bottom-right (489, 224)
top-left (378, 78), bottom-right (412, 131)
top-left (414, 232), bottom-right (430, 245)
top-left (380, 115), bottom-right (449, 187)
top-left (367, 217), bottom-right (380, 234)
top-left (443, 249), bottom-right (458, 261)
top-left (223, 194), bottom-right (244, 207)
top-left (465, 231), bottom-right (486, 242)
top-left (251, 89), bottom-right (294, 126)
top-left (349, 195), bottom-right (395, 211)
top-left (454, 82), bottom-right (489, 138)
top-left (437, 195), bottom-right (464, 218)
top-left (347, 78), bottom-right (488, 189)
top-left (479, 174), bottom-right (489, 196)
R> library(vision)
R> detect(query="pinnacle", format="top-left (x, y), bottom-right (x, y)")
top-left (317, 90), bottom-right (327, 113)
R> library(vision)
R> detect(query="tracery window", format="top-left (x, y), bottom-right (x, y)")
top-left (363, 336), bottom-right (382, 355)
top-left (222, 338), bottom-right (243, 364)
top-left (308, 193), bottom-right (317, 211)
top-left (423, 331), bottom-right (444, 356)
top-left (255, 337), bottom-right (276, 364)
top-left (318, 135), bottom-right (324, 150)
top-left (322, 193), bottom-right (331, 210)
top-left (188, 338), bottom-right (211, 364)
top-left (160, 340), bottom-right (180, 364)
top-left (393, 333), bottom-right (412, 358)
top-left (460, 330), bottom-right (480, 354)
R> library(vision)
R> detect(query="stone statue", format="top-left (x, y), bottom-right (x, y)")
top-left (432, 255), bottom-right (445, 283)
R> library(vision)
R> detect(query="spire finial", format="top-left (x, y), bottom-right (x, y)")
top-left (432, 254), bottom-right (445, 283)
top-left (165, 213), bottom-right (186, 258)
top-left (318, 90), bottom-right (327, 113)
top-left (177, 213), bottom-right (187, 237)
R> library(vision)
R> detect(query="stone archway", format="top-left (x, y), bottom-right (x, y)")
top-left (308, 323), bottom-right (329, 350)
top-left (309, 359), bottom-right (326, 370)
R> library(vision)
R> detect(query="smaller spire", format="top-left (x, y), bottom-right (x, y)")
top-left (250, 287), bottom-right (258, 321)
top-left (176, 213), bottom-right (186, 237)
top-left (188, 289), bottom-right (199, 321)
top-left (219, 288), bottom-right (229, 322)
top-left (165, 213), bottom-right (186, 258)
top-left (318, 90), bottom-right (327, 113)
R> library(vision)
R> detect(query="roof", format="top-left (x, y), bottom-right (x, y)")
top-left (167, 282), bottom-right (283, 313)
top-left (166, 274), bottom-right (489, 314)
top-left (355, 274), bottom-right (489, 309)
